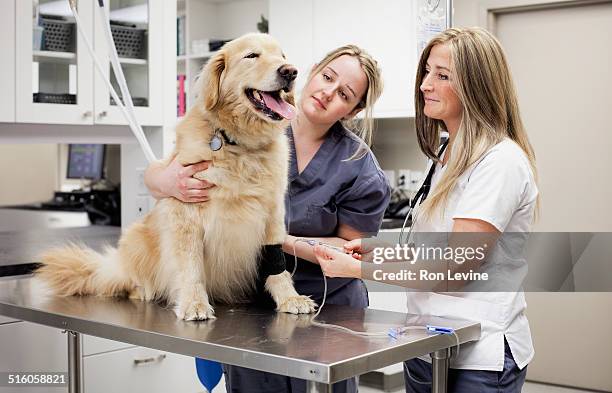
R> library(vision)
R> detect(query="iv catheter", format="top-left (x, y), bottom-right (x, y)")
top-left (67, 0), bottom-right (157, 163)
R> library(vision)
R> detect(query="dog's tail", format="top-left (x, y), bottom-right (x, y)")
top-left (36, 243), bottom-right (133, 297)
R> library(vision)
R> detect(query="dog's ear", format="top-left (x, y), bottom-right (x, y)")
top-left (201, 50), bottom-right (226, 111)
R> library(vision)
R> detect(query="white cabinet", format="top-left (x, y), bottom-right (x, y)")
top-left (270, 0), bottom-right (417, 118)
top-left (0, 321), bottom-right (202, 393)
top-left (14, 0), bottom-right (164, 126)
top-left (84, 346), bottom-right (203, 393)
top-left (0, 0), bottom-right (15, 122)
top-left (16, 0), bottom-right (94, 125)
top-left (93, 0), bottom-right (164, 126)
top-left (0, 322), bottom-right (68, 393)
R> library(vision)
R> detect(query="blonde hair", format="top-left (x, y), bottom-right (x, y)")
top-left (308, 45), bottom-right (383, 159)
top-left (415, 27), bottom-right (539, 219)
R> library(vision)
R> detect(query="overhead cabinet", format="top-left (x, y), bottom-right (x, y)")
top-left (14, 0), bottom-right (164, 126)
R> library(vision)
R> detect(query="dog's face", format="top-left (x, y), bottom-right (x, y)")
top-left (199, 33), bottom-right (297, 126)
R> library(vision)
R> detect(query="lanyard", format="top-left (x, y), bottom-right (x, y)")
top-left (399, 139), bottom-right (449, 244)
top-left (410, 139), bottom-right (449, 209)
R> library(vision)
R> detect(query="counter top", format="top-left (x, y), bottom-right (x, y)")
top-left (0, 225), bottom-right (120, 276)
top-left (0, 276), bottom-right (480, 384)
top-left (0, 208), bottom-right (91, 231)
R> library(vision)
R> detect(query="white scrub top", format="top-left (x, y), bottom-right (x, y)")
top-left (407, 137), bottom-right (538, 372)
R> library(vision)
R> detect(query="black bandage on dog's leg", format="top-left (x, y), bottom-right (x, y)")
top-left (254, 244), bottom-right (287, 308)
top-left (258, 244), bottom-right (287, 278)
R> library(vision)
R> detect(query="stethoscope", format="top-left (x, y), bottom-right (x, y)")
top-left (399, 138), bottom-right (449, 245)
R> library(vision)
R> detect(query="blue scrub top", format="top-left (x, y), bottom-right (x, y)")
top-left (285, 122), bottom-right (391, 237)
top-left (284, 122), bottom-right (391, 307)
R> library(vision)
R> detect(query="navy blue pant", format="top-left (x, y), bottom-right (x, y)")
top-left (223, 261), bottom-right (368, 393)
top-left (223, 365), bottom-right (358, 393)
top-left (404, 339), bottom-right (527, 393)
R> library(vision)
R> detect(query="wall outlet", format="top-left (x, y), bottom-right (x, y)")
top-left (136, 167), bottom-right (148, 196)
top-left (135, 196), bottom-right (150, 219)
top-left (397, 169), bottom-right (411, 190)
top-left (408, 170), bottom-right (424, 192)
top-left (383, 170), bottom-right (396, 188)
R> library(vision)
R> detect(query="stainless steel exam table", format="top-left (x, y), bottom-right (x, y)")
top-left (0, 227), bottom-right (480, 393)
top-left (0, 276), bottom-right (479, 393)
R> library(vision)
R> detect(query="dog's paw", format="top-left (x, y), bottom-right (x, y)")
top-left (277, 296), bottom-right (317, 314)
top-left (128, 286), bottom-right (146, 301)
top-left (175, 300), bottom-right (216, 321)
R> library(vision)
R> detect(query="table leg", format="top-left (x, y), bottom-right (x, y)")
top-left (431, 347), bottom-right (450, 393)
top-left (66, 331), bottom-right (83, 393)
top-left (306, 381), bottom-right (332, 393)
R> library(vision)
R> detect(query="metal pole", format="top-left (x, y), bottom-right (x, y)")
top-left (431, 347), bottom-right (450, 393)
top-left (306, 381), bottom-right (333, 393)
top-left (67, 331), bottom-right (83, 393)
top-left (446, 0), bottom-right (453, 28)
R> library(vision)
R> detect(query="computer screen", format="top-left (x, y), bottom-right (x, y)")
top-left (67, 144), bottom-right (106, 181)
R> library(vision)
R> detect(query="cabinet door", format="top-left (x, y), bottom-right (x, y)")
top-left (15, 0), bottom-right (95, 124)
top-left (311, 0), bottom-right (416, 118)
top-left (0, 322), bottom-right (67, 393)
top-left (93, 0), bottom-right (164, 126)
top-left (0, 0), bottom-right (15, 122)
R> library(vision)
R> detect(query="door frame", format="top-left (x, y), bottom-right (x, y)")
top-left (477, 0), bottom-right (612, 30)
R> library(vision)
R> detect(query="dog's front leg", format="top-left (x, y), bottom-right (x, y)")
top-left (262, 201), bottom-right (316, 314)
top-left (265, 270), bottom-right (317, 314)
top-left (174, 270), bottom-right (215, 321)
top-left (165, 207), bottom-right (215, 321)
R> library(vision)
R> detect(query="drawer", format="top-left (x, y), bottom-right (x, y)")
top-left (84, 346), bottom-right (203, 393)
top-left (83, 335), bottom-right (135, 357)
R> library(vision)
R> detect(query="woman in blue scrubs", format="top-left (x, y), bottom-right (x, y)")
top-left (144, 44), bottom-right (391, 393)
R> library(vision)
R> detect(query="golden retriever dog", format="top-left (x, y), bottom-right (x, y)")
top-left (36, 33), bottom-right (317, 320)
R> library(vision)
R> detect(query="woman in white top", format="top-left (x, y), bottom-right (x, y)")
top-left (313, 27), bottom-right (539, 392)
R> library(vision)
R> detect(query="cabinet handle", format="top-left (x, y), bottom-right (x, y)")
top-left (98, 111), bottom-right (108, 118)
top-left (133, 353), bottom-right (166, 365)
top-left (82, 111), bottom-right (92, 118)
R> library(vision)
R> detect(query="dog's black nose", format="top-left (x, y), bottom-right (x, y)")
top-left (278, 65), bottom-right (298, 82)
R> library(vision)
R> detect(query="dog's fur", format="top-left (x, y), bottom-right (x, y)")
top-left (36, 33), bottom-right (316, 320)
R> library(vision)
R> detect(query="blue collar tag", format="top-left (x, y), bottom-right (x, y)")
top-left (210, 134), bottom-right (223, 151)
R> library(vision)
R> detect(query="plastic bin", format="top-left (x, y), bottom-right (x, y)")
top-left (110, 22), bottom-right (147, 59)
top-left (33, 93), bottom-right (77, 105)
top-left (41, 16), bottom-right (75, 52)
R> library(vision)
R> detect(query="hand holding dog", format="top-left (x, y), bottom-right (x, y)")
top-left (161, 157), bottom-right (215, 203)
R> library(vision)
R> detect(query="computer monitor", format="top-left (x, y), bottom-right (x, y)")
top-left (67, 144), bottom-right (106, 181)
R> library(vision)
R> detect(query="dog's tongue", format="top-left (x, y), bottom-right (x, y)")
top-left (261, 92), bottom-right (296, 120)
